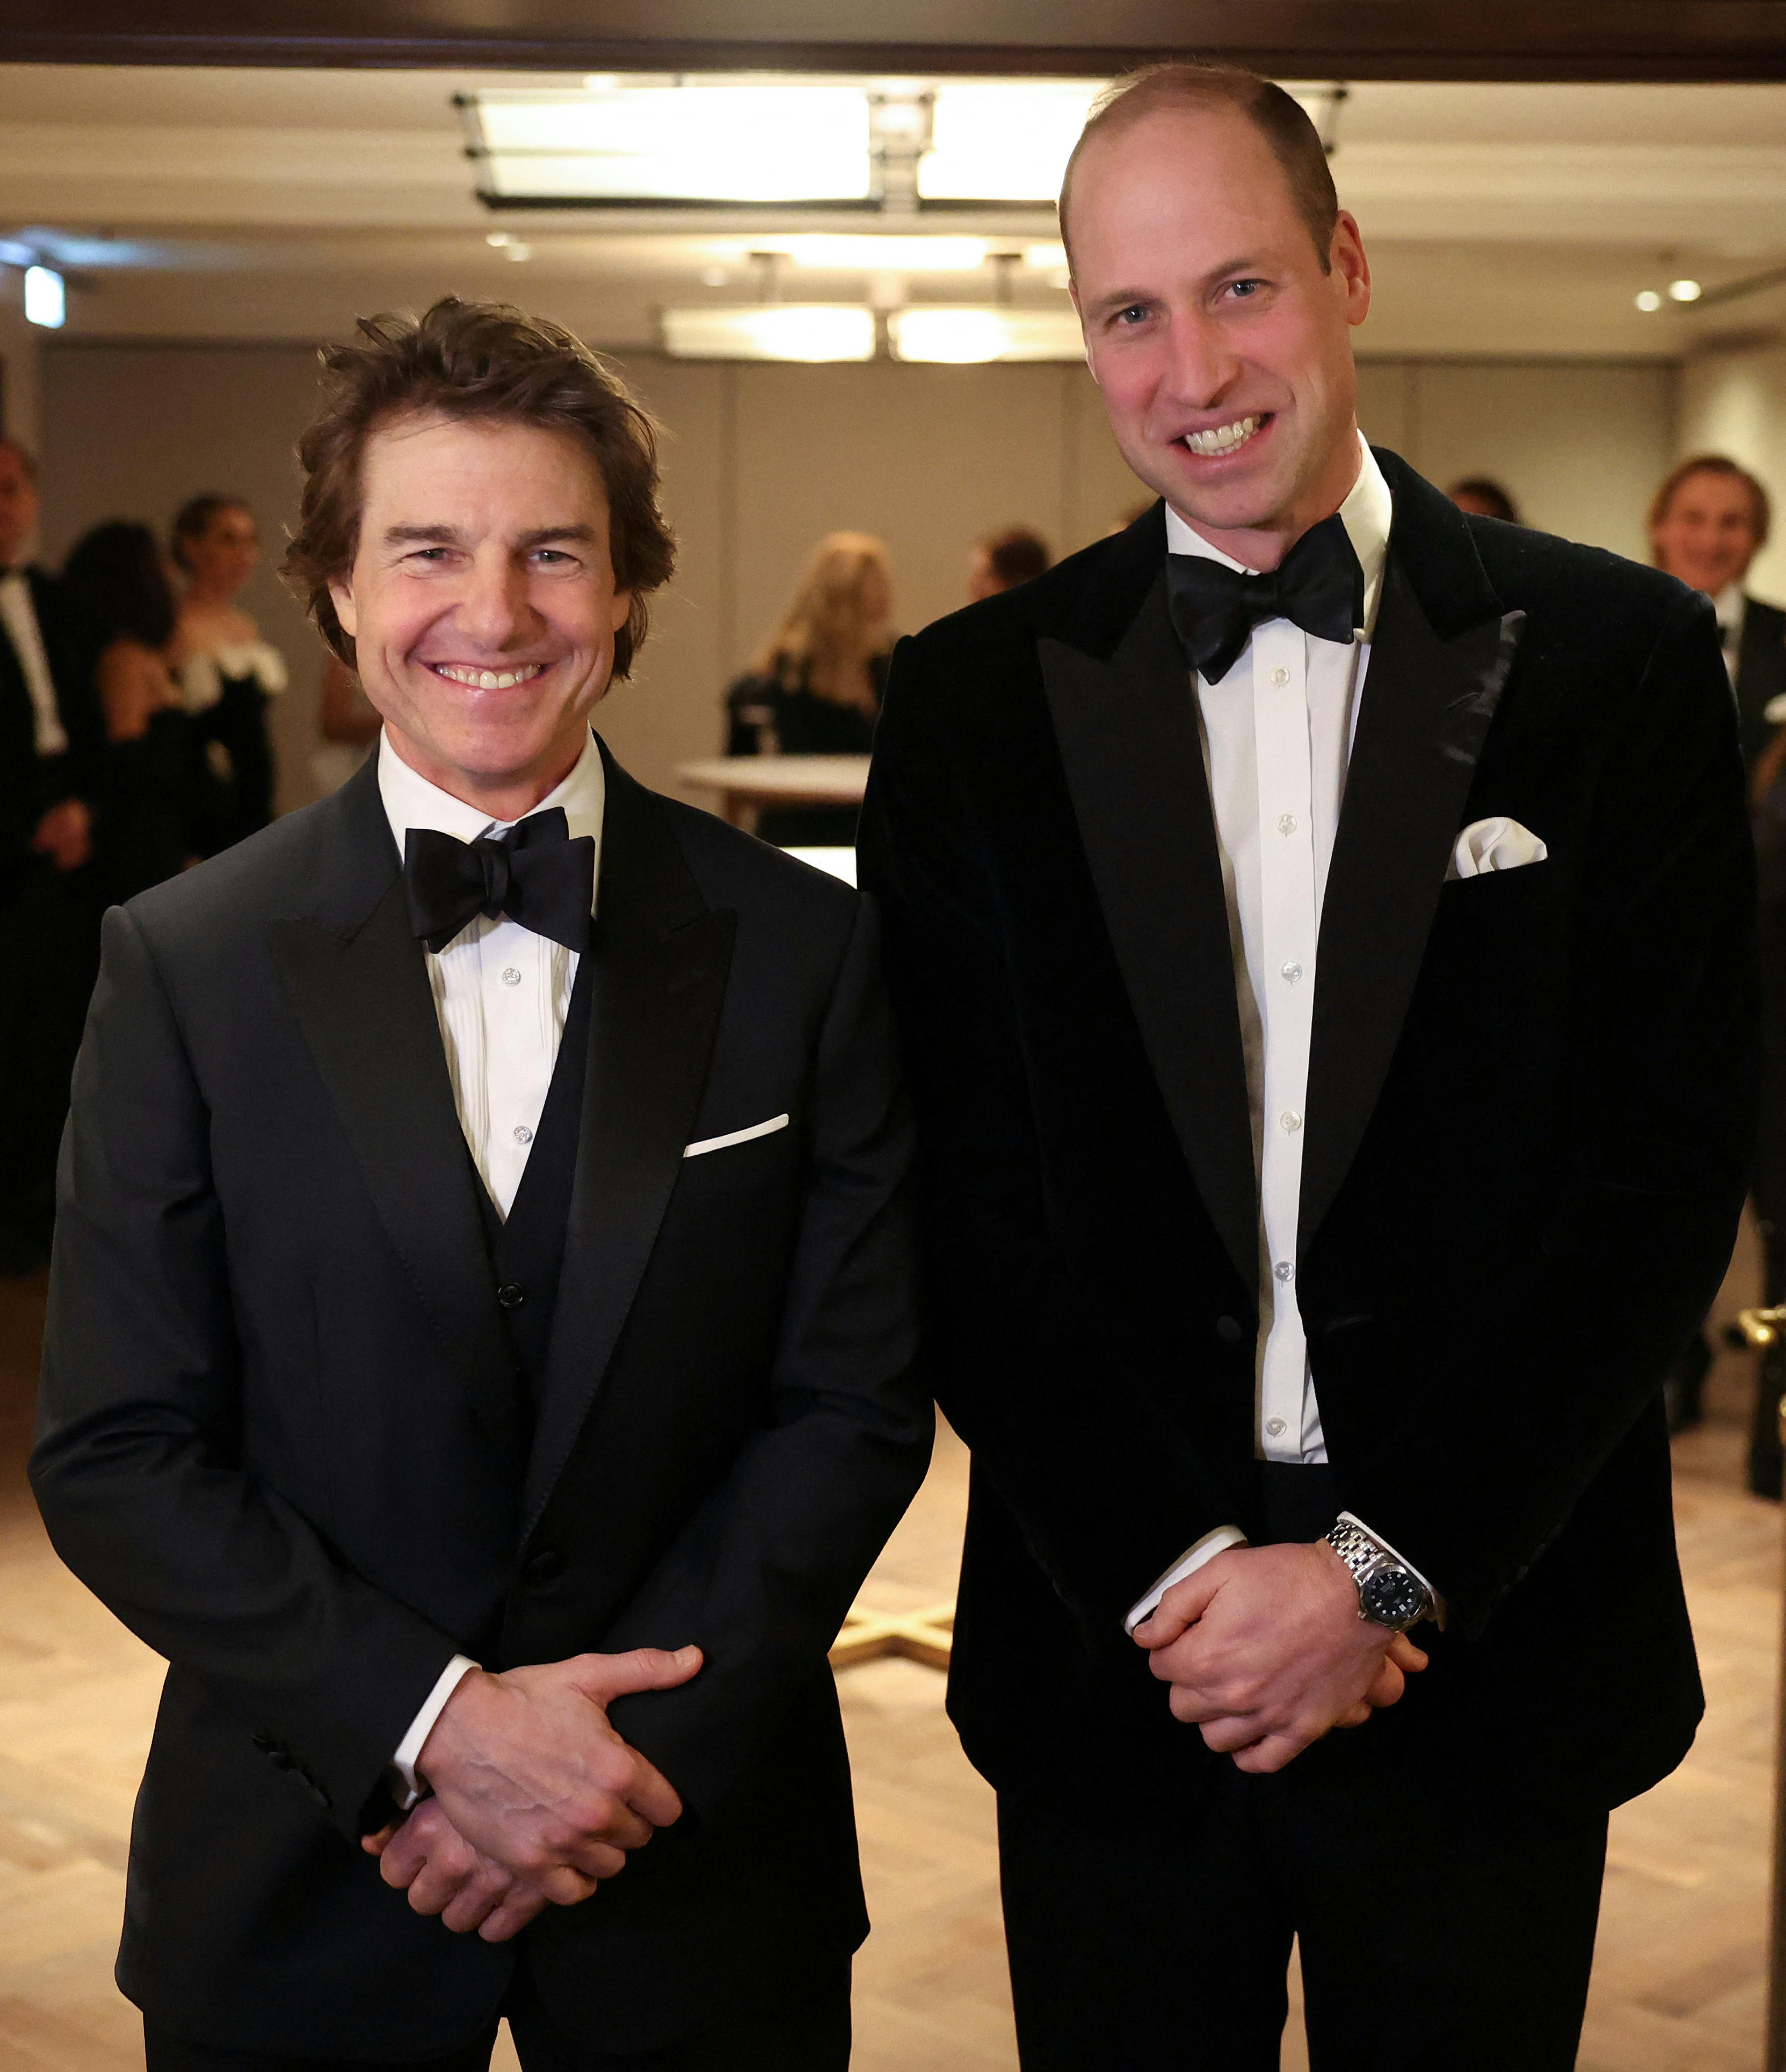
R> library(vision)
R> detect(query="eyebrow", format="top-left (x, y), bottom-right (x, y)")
top-left (380, 523), bottom-right (599, 548)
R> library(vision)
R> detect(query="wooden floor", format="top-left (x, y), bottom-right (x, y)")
top-left (0, 1240), bottom-right (1779, 2071)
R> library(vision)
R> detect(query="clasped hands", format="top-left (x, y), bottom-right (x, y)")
top-left (1132, 1542), bottom-right (1428, 1774)
top-left (363, 1644), bottom-right (702, 1944)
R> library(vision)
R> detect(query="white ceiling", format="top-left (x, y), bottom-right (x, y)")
top-left (4, 65), bottom-right (1785, 356)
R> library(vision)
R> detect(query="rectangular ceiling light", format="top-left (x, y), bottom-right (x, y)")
top-left (466, 85), bottom-right (874, 207)
top-left (919, 84), bottom-right (1103, 205)
top-left (23, 265), bottom-right (65, 330)
top-left (662, 306), bottom-right (877, 362)
top-left (768, 235), bottom-right (990, 273)
top-left (889, 307), bottom-right (1085, 364)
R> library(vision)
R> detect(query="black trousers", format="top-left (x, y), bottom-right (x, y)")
top-left (1000, 1464), bottom-right (1608, 2072)
top-left (143, 1952), bottom-right (851, 2072)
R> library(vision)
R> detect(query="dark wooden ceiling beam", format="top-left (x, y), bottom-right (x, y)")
top-left (8, 1), bottom-right (1786, 80)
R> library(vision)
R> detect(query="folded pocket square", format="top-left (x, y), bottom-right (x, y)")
top-left (1447, 815), bottom-right (1548, 881)
top-left (684, 1113), bottom-right (790, 1159)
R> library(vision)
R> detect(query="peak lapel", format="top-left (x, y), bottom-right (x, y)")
top-left (1300, 547), bottom-right (1525, 1252)
top-left (1041, 573), bottom-right (1257, 1295)
top-left (522, 752), bottom-right (735, 1529)
top-left (267, 771), bottom-right (513, 1433)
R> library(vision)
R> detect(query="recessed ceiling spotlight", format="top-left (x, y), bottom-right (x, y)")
top-left (1635, 290), bottom-right (1664, 313)
top-left (700, 266), bottom-right (730, 288)
top-left (486, 232), bottom-right (514, 247)
top-left (1668, 278), bottom-right (1703, 303)
top-left (504, 242), bottom-right (534, 262)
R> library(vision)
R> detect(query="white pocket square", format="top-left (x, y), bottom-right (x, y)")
top-left (684, 1113), bottom-right (790, 1159)
top-left (1446, 816), bottom-right (1548, 881)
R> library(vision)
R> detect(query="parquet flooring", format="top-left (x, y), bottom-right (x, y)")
top-left (0, 1240), bottom-right (1780, 2070)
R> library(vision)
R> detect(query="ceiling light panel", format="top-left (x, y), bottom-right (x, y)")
top-left (467, 85), bottom-right (874, 207)
top-left (919, 84), bottom-right (1103, 204)
top-left (889, 307), bottom-right (1085, 363)
top-left (661, 305), bottom-right (877, 362)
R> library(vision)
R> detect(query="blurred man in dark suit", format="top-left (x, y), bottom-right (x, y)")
top-left (0, 436), bottom-right (101, 1270)
top-left (863, 63), bottom-right (1754, 2071)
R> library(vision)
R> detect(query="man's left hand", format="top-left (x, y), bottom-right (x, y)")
top-left (32, 798), bottom-right (91, 872)
top-left (1132, 1541), bottom-right (1429, 1774)
top-left (363, 1799), bottom-right (596, 1942)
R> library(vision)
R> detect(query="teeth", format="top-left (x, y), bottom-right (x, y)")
top-left (1184, 415), bottom-right (1261, 457)
top-left (435, 663), bottom-right (543, 689)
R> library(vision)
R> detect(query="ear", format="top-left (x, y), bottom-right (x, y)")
top-left (608, 587), bottom-right (632, 635)
top-left (1332, 210), bottom-right (1372, 328)
top-left (328, 578), bottom-right (358, 641)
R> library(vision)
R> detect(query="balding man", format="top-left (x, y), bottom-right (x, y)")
top-left (861, 61), bottom-right (1755, 2071)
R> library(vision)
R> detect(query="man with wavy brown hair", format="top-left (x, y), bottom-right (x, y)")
top-left (33, 298), bottom-right (928, 2072)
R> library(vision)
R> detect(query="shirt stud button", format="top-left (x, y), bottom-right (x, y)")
top-left (1274, 1260), bottom-right (1294, 1282)
top-left (501, 967), bottom-right (522, 987)
top-left (1270, 665), bottom-right (1290, 687)
top-left (513, 1124), bottom-right (534, 1145)
top-left (1265, 1416), bottom-right (1287, 1438)
top-left (1277, 813), bottom-right (1298, 836)
top-left (1280, 1111), bottom-right (1302, 1134)
top-left (1281, 961), bottom-right (1302, 983)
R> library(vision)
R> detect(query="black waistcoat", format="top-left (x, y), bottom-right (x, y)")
top-left (1736, 597), bottom-right (1786, 770)
top-left (471, 944), bottom-right (594, 1405)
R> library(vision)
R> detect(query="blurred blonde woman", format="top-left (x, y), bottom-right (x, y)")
top-left (726, 531), bottom-right (893, 845)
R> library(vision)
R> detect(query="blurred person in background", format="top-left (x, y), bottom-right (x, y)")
top-left (172, 493), bottom-right (286, 851)
top-left (311, 652), bottom-right (383, 797)
top-left (725, 531), bottom-right (893, 846)
top-left (968, 524), bottom-right (1054, 602)
top-left (1651, 455), bottom-right (1782, 772)
top-left (63, 521), bottom-right (198, 902)
top-left (1649, 454), bottom-right (1784, 1458)
top-left (0, 435), bottom-right (102, 1274)
top-left (1448, 476), bottom-right (1522, 525)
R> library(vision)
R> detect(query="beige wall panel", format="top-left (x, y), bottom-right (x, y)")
top-left (727, 359), bottom-right (1068, 680)
top-left (1063, 363), bottom-right (1151, 550)
top-left (1355, 359), bottom-right (1415, 457)
top-left (38, 338), bottom-right (329, 816)
top-left (1404, 360), bottom-right (1675, 562)
top-left (594, 353), bottom-right (727, 795)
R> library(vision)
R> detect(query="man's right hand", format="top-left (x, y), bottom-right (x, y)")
top-left (416, 1644), bottom-right (702, 1896)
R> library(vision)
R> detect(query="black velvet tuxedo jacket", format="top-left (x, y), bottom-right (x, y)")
top-left (859, 449), bottom-right (1756, 1819)
top-left (32, 744), bottom-right (930, 2057)
top-left (0, 566), bottom-right (100, 891)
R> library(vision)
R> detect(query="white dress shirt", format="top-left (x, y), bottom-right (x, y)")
top-left (1126, 436), bottom-right (1436, 1630)
top-left (376, 726), bottom-right (605, 1801)
top-left (0, 569), bottom-right (68, 758)
top-left (1715, 581), bottom-right (1745, 684)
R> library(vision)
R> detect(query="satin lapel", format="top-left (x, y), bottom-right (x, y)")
top-left (1041, 573), bottom-right (1256, 1295)
top-left (268, 775), bottom-right (513, 1433)
top-left (522, 753), bottom-right (736, 1529)
top-left (1300, 552), bottom-right (1525, 1249)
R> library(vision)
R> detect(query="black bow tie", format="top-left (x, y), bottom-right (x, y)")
top-left (1165, 514), bottom-right (1365, 685)
top-left (404, 807), bottom-right (594, 955)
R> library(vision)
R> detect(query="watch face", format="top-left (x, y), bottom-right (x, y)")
top-left (1361, 1568), bottom-right (1427, 1629)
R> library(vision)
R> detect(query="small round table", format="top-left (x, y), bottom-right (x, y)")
top-left (675, 754), bottom-right (872, 831)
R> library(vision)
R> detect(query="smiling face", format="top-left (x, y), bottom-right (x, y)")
top-left (328, 413), bottom-right (631, 818)
top-left (1651, 468), bottom-right (1761, 597)
top-left (1068, 105), bottom-right (1371, 568)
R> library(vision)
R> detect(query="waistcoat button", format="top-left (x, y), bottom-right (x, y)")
top-left (497, 1282), bottom-right (526, 1309)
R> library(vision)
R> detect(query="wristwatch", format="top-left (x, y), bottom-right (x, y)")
top-left (1323, 1516), bottom-right (1435, 1632)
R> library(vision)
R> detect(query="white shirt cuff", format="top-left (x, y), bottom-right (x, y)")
top-left (1124, 1525), bottom-right (1250, 1634)
top-left (389, 1654), bottom-right (478, 1812)
top-left (1337, 1512), bottom-right (1445, 1626)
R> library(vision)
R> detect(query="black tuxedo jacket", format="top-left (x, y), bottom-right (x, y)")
top-left (859, 450), bottom-right (1756, 1818)
top-left (0, 566), bottom-right (101, 890)
top-left (1734, 593), bottom-right (1786, 770)
top-left (32, 744), bottom-right (930, 2057)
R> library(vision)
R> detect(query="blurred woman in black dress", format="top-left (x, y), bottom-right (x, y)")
top-left (172, 493), bottom-right (285, 853)
top-left (62, 522), bottom-right (198, 901)
top-left (726, 531), bottom-right (894, 846)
